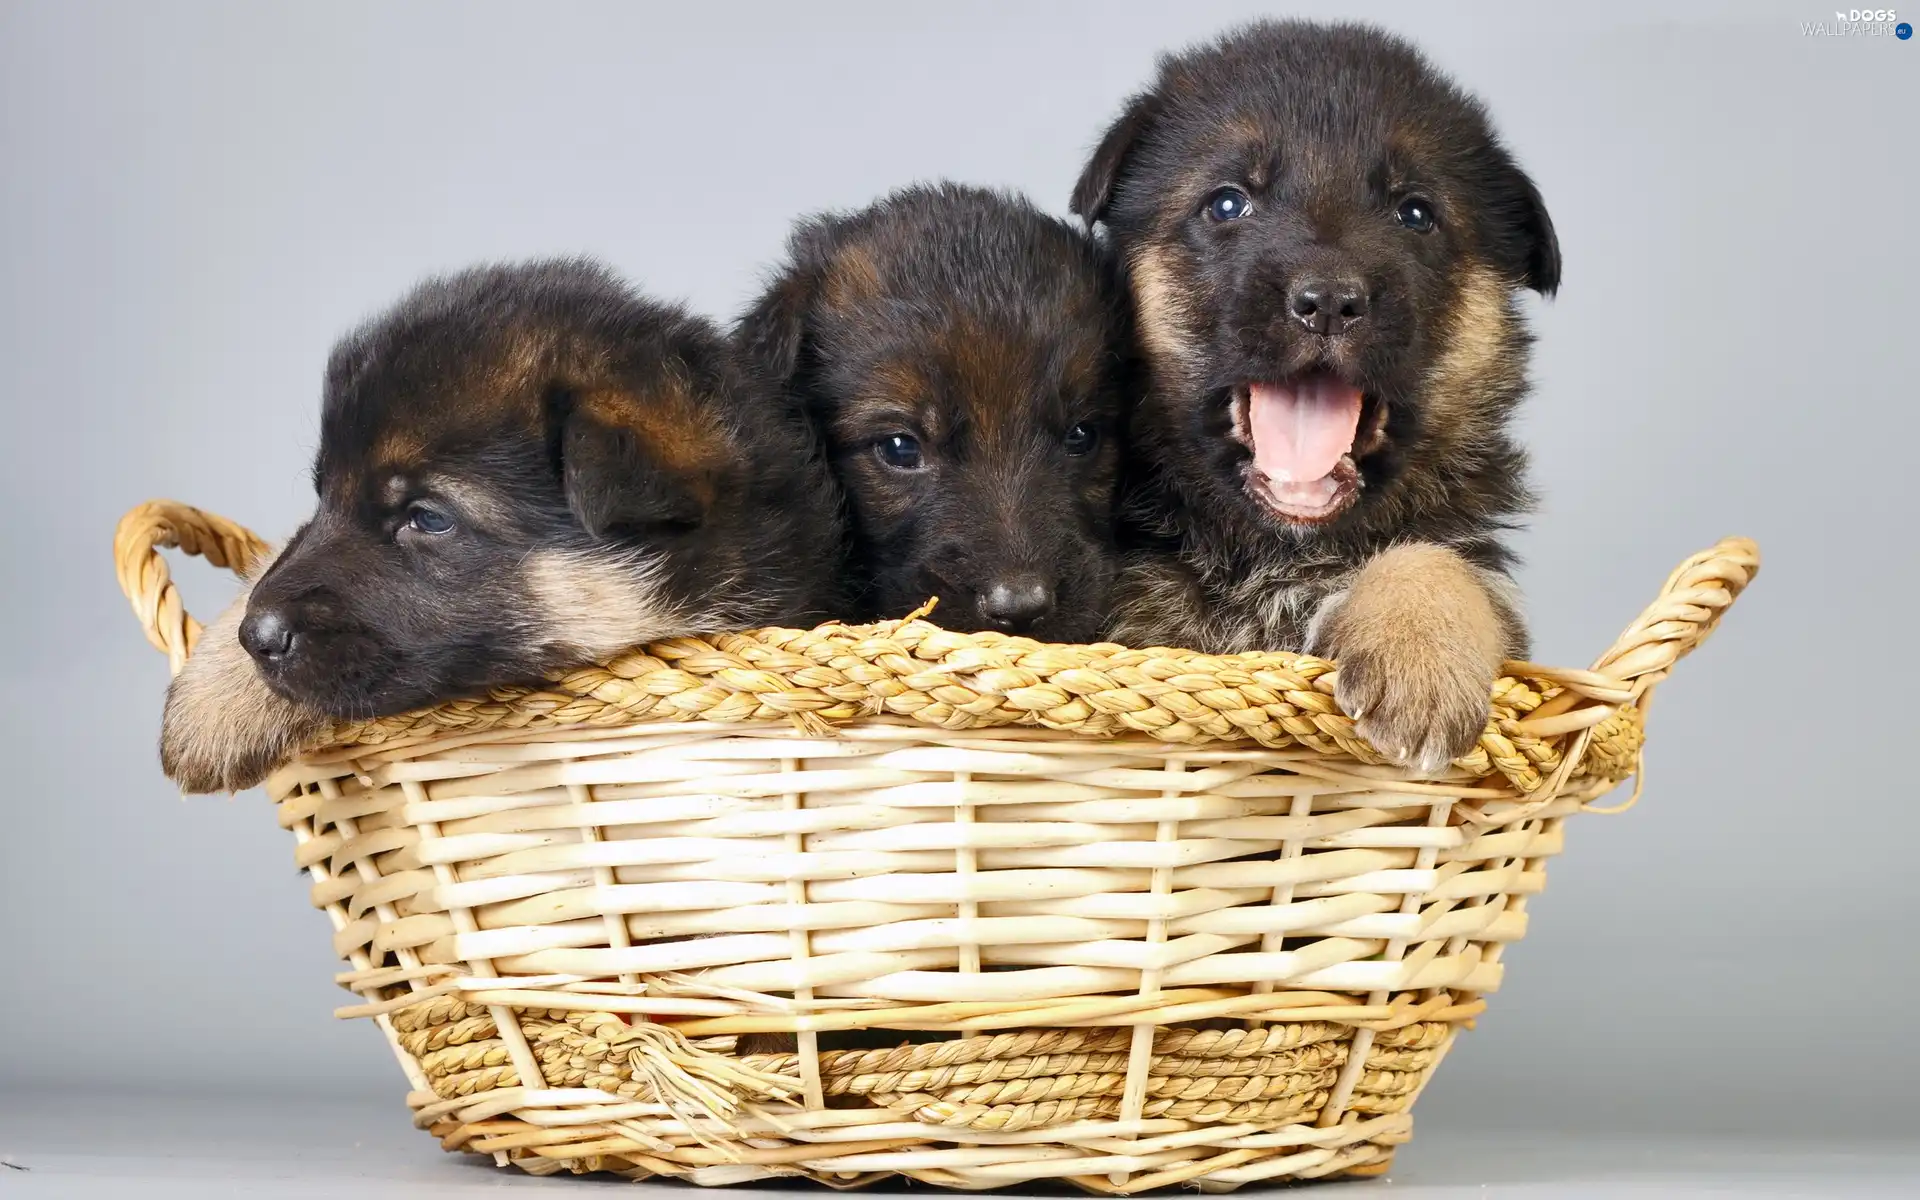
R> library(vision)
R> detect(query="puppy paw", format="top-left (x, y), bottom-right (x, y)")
top-left (1325, 634), bottom-right (1494, 775)
top-left (158, 588), bottom-right (324, 793)
top-left (1306, 544), bottom-right (1515, 777)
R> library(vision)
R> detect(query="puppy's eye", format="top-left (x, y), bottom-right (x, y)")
top-left (1063, 422), bottom-right (1100, 456)
top-left (875, 434), bottom-right (923, 470)
top-left (1395, 196), bottom-right (1437, 233)
top-left (405, 506), bottom-right (454, 535)
top-left (1205, 187), bottom-right (1252, 222)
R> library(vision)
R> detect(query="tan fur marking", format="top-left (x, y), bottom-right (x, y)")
top-left (1127, 244), bottom-right (1195, 361)
top-left (1306, 543), bottom-right (1513, 775)
top-left (867, 359), bottom-right (929, 406)
top-left (1231, 123), bottom-right (1274, 191)
top-left (833, 360), bottom-right (931, 453)
top-left (492, 327), bottom-right (549, 394)
top-left (420, 473), bottom-right (518, 533)
top-left (822, 245), bottom-right (883, 309)
top-left (159, 563), bottom-right (327, 793)
top-left (374, 432), bottom-right (427, 471)
top-left (579, 381), bottom-right (722, 479)
top-left (1423, 264), bottom-right (1515, 424)
top-left (942, 318), bottom-right (1050, 444)
top-left (523, 549), bottom-right (689, 661)
top-left (1228, 114), bottom-right (1267, 151)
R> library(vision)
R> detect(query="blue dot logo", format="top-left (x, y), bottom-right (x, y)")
top-left (1898, 21), bottom-right (1913, 38)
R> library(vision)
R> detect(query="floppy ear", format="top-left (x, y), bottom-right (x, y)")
top-left (1070, 90), bottom-right (1162, 228)
top-left (557, 381), bottom-right (724, 538)
top-left (733, 228), bottom-right (830, 387)
top-left (1489, 157), bottom-right (1561, 297)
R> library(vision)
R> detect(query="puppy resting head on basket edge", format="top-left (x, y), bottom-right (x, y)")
top-left (1072, 20), bottom-right (1561, 774)
top-left (160, 259), bottom-right (847, 793)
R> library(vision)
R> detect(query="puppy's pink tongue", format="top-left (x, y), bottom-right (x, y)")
top-left (1247, 378), bottom-right (1363, 484)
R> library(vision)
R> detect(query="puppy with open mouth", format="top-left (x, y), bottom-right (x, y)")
top-left (1073, 20), bottom-right (1561, 773)
top-left (160, 258), bottom-right (846, 792)
top-left (736, 182), bottom-right (1132, 643)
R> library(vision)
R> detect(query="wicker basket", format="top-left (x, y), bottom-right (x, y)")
top-left (114, 499), bottom-right (1757, 1192)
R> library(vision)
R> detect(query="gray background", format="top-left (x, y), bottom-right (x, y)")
top-left (2, 0), bottom-right (1914, 1168)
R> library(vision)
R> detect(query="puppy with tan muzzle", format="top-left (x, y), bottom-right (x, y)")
top-left (736, 183), bottom-right (1133, 642)
top-left (1072, 20), bottom-right (1561, 773)
top-left (161, 258), bottom-right (846, 792)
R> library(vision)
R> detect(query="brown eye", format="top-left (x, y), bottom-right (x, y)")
top-left (1205, 187), bottom-right (1252, 222)
top-left (1064, 422), bottom-right (1099, 456)
top-left (1396, 195), bottom-right (1437, 233)
top-left (406, 506), bottom-right (453, 534)
top-left (875, 434), bottom-right (923, 470)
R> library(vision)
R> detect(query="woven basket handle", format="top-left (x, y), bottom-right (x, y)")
top-left (1510, 535), bottom-right (1760, 738)
top-left (1588, 536), bottom-right (1760, 691)
top-left (114, 500), bottom-right (271, 677)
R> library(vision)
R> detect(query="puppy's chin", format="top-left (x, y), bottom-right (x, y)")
top-left (260, 662), bottom-right (438, 724)
top-left (160, 593), bottom-right (328, 793)
top-left (1221, 376), bottom-right (1389, 529)
top-left (993, 610), bottom-right (1107, 645)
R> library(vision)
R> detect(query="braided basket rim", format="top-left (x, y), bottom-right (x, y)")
top-left (113, 499), bottom-right (1760, 795)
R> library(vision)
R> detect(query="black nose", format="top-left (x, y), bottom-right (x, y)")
top-left (1288, 279), bottom-right (1369, 336)
top-left (977, 576), bottom-right (1055, 633)
top-left (239, 607), bottom-right (297, 663)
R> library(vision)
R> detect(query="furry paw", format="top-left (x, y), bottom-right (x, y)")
top-left (1306, 543), bottom-right (1514, 777)
top-left (1325, 635), bottom-right (1494, 775)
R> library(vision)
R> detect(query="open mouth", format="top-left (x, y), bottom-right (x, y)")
top-left (1229, 373), bottom-right (1384, 524)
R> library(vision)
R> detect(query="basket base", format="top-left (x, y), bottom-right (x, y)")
top-left (399, 1006), bottom-right (1439, 1192)
top-left (432, 1126), bottom-right (1402, 1192)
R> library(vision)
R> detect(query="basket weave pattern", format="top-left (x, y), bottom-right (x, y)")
top-left (116, 500), bottom-right (1757, 1191)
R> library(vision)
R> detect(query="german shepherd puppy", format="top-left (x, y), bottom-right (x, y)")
top-left (1071, 21), bottom-right (1560, 773)
top-left (160, 259), bottom-right (845, 792)
top-left (735, 183), bottom-right (1132, 642)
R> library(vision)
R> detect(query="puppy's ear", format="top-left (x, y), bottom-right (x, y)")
top-left (733, 235), bottom-right (826, 387)
top-left (1488, 156), bottom-right (1561, 297)
top-left (557, 377), bottom-right (729, 539)
top-left (1071, 90), bottom-right (1162, 228)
